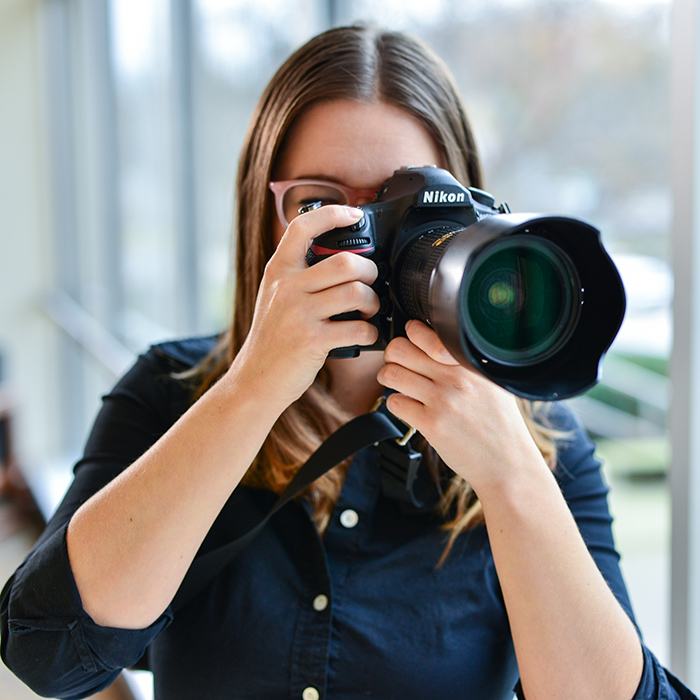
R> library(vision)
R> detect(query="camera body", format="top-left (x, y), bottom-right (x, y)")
top-left (307, 166), bottom-right (504, 350)
top-left (307, 166), bottom-right (625, 400)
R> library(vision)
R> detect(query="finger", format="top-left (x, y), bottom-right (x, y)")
top-left (303, 250), bottom-right (378, 293)
top-left (314, 280), bottom-right (381, 320)
top-left (383, 391), bottom-right (427, 433)
top-left (277, 205), bottom-right (365, 267)
top-left (377, 359), bottom-right (435, 405)
top-left (404, 319), bottom-right (460, 366)
top-left (382, 335), bottom-right (434, 379)
top-left (322, 318), bottom-right (379, 350)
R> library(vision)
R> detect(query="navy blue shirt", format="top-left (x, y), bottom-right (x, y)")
top-left (1, 337), bottom-right (696, 699)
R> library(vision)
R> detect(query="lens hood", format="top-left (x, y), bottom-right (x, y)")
top-left (428, 213), bottom-right (626, 400)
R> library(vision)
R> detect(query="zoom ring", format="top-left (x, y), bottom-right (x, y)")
top-left (397, 227), bottom-right (461, 322)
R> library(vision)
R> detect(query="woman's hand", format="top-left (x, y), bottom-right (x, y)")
top-left (377, 319), bottom-right (546, 494)
top-left (231, 205), bottom-right (380, 409)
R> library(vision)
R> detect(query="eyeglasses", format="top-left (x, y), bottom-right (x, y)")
top-left (269, 179), bottom-right (378, 228)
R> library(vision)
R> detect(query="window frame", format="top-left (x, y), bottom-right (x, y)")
top-left (669, 0), bottom-right (700, 686)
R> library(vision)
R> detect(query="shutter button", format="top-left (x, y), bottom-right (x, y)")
top-left (339, 509), bottom-right (359, 528)
top-left (302, 687), bottom-right (320, 700)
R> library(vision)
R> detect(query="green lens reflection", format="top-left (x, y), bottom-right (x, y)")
top-left (462, 237), bottom-right (579, 364)
top-left (487, 280), bottom-right (517, 310)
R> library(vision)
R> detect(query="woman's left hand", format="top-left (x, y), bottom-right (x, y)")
top-left (376, 319), bottom-right (547, 494)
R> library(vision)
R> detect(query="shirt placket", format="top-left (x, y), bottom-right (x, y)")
top-left (288, 502), bottom-right (334, 700)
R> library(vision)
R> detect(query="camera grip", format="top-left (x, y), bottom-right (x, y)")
top-left (305, 215), bottom-right (373, 266)
top-left (306, 214), bottom-right (375, 359)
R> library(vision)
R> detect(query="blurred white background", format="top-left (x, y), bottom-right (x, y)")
top-left (2, 0), bottom-right (699, 696)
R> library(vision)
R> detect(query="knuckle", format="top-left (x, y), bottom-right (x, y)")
top-left (342, 280), bottom-right (359, 303)
top-left (347, 280), bottom-right (367, 305)
top-left (450, 366), bottom-right (475, 392)
top-left (262, 256), bottom-right (280, 279)
top-left (384, 362), bottom-right (403, 385)
top-left (451, 375), bottom-right (470, 394)
top-left (333, 251), bottom-right (357, 274)
top-left (385, 336), bottom-right (410, 362)
top-left (269, 275), bottom-right (291, 300)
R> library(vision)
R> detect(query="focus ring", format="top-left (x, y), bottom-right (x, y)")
top-left (397, 227), bottom-right (461, 321)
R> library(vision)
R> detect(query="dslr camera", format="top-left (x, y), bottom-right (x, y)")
top-left (307, 166), bottom-right (625, 400)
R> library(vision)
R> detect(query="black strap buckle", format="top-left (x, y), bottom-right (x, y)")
top-left (372, 397), bottom-right (425, 509)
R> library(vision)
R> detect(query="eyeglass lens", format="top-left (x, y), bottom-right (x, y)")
top-left (282, 183), bottom-right (352, 226)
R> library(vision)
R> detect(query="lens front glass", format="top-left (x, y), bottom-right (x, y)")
top-left (462, 236), bottom-right (579, 364)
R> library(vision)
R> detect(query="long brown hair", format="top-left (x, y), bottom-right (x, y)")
top-left (193, 25), bottom-right (558, 552)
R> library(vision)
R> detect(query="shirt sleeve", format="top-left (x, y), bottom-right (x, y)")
top-left (0, 347), bottom-right (184, 699)
top-left (516, 402), bottom-right (698, 700)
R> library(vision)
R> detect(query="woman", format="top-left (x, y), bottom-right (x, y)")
top-left (1, 24), bottom-right (695, 700)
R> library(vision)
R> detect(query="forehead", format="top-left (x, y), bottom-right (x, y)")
top-left (273, 99), bottom-right (445, 188)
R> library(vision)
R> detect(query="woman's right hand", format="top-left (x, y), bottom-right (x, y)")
top-left (230, 205), bottom-right (380, 409)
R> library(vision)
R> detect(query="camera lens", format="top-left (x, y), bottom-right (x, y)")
top-left (461, 236), bottom-right (580, 364)
top-left (389, 201), bottom-right (622, 399)
top-left (396, 226), bottom-right (463, 322)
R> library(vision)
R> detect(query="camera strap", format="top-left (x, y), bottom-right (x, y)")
top-left (171, 401), bottom-right (425, 613)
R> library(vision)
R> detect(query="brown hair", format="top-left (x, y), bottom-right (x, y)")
top-left (193, 25), bottom-right (558, 554)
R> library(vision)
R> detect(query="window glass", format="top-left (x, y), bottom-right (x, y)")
top-left (192, 0), bottom-right (324, 330)
top-left (108, 0), bottom-right (324, 345)
top-left (110, 0), bottom-right (177, 342)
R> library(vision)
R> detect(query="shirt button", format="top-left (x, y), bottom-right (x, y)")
top-left (302, 687), bottom-right (320, 700)
top-left (339, 509), bottom-right (359, 528)
top-left (312, 594), bottom-right (329, 612)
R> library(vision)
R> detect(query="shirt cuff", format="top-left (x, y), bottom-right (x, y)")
top-left (632, 646), bottom-right (699, 700)
top-left (4, 523), bottom-right (171, 690)
top-left (512, 646), bottom-right (698, 700)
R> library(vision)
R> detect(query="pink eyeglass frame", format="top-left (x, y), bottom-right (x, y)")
top-left (269, 179), bottom-right (377, 228)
